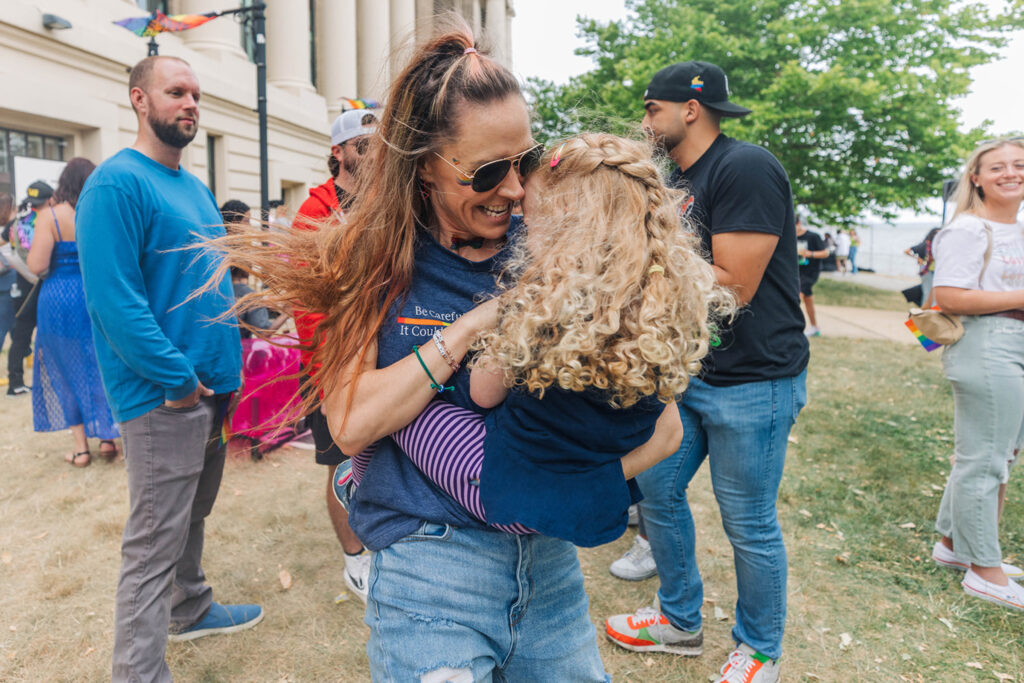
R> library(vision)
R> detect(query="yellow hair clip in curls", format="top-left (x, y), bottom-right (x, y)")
top-left (648, 265), bottom-right (665, 275)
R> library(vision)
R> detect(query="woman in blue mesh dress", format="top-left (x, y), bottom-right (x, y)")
top-left (26, 158), bottom-right (118, 467)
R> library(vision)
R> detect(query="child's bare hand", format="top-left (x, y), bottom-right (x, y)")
top-left (620, 403), bottom-right (683, 479)
top-left (462, 297), bottom-right (500, 333)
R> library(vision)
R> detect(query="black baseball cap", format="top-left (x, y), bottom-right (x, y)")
top-left (25, 180), bottom-right (54, 207)
top-left (644, 61), bottom-right (751, 118)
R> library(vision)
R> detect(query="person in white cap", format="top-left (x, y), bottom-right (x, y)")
top-left (296, 108), bottom-right (380, 221)
top-left (293, 106), bottom-right (380, 604)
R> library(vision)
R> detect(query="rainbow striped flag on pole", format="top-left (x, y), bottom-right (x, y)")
top-left (114, 10), bottom-right (218, 37)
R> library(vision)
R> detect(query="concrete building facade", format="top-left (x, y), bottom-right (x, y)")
top-left (0, 0), bottom-right (514, 210)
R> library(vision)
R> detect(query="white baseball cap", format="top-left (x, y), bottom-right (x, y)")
top-left (330, 109), bottom-right (381, 146)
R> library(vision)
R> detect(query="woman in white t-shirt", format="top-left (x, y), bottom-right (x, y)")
top-left (930, 137), bottom-right (1024, 611)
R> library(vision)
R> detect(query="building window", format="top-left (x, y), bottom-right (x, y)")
top-left (136, 0), bottom-right (169, 12)
top-left (309, 0), bottom-right (317, 90)
top-left (240, 0), bottom-right (256, 63)
top-left (0, 127), bottom-right (66, 199)
top-left (206, 134), bottom-right (217, 198)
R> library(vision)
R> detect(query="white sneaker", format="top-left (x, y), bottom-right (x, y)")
top-left (803, 326), bottom-right (821, 337)
top-left (932, 541), bottom-right (1023, 581)
top-left (962, 569), bottom-right (1024, 611)
top-left (627, 504), bottom-right (639, 527)
top-left (715, 643), bottom-right (780, 683)
top-left (342, 550), bottom-right (371, 605)
top-left (610, 535), bottom-right (657, 581)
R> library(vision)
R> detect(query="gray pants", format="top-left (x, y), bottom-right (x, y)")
top-left (936, 316), bottom-right (1024, 567)
top-left (113, 395), bottom-right (226, 683)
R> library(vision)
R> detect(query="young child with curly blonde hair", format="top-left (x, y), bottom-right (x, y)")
top-left (340, 133), bottom-right (731, 547)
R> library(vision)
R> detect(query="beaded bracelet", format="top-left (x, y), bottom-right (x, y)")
top-left (432, 330), bottom-right (460, 373)
top-left (412, 345), bottom-right (454, 393)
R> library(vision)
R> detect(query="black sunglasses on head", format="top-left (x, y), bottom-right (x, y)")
top-left (434, 144), bottom-right (544, 193)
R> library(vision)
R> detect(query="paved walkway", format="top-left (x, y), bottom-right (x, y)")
top-left (809, 304), bottom-right (913, 344)
top-left (820, 270), bottom-right (918, 292)
top-left (804, 272), bottom-right (919, 344)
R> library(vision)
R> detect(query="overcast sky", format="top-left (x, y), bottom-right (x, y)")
top-left (510, 1), bottom-right (1024, 135)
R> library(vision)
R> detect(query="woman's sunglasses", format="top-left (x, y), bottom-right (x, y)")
top-left (433, 144), bottom-right (544, 193)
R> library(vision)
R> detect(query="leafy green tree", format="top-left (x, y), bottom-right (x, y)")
top-left (527, 0), bottom-right (1024, 223)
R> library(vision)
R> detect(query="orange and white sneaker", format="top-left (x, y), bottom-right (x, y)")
top-left (715, 643), bottom-right (780, 683)
top-left (604, 607), bottom-right (703, 655)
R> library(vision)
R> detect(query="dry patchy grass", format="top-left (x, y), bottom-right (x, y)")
top-left (1, 338), bottom-right (1022, 681)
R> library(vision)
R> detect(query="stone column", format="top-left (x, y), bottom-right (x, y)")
top-left (316, 0), bottom-right (358, 115)
top-left (177, 0), bottom-right (246, 60)
top-left (356, 0), bottom-right (390, 100)
top-left (485, 0), bottom-right (508, 67)
top-left (266, 0), bottom-right (313, 93)
top-left (472, 0), bottom-right (483, 38)
top-left (504, 0), bottom-right (514, 70)
top-left (389, 0), bottom-right (417, 80)
top-left (415, 0), bottom-right (434, 42)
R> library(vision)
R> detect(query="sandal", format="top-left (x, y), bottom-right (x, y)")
top-left (98, 439), bottom-right (119, 462)
top-left (65, 450), bottom-right (91, 468)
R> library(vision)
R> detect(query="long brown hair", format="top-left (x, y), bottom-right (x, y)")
top-left (54, 158), bottom-right (96, 208)
top-left (215, 20), bottom-right (522, 418)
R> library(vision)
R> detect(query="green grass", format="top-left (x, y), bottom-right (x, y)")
top-left (778, 337), bottom-right (1023, 681)
top-left (814, 277), bottom-right (910, 311)
top-left (4, 337), bottom-right (1023, 681)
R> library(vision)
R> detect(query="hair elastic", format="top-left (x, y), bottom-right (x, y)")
top-left (464, 47), bottom-right (478, 55)
top-left (648, 265), bottom-right (665, 275)
top-left (550, 143), bottom-right (567, 168)
top-left (413, 345), bottom-right (454, 393)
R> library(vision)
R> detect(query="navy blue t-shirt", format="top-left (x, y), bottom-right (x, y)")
top-left (480, 387), bottom-right (655, 547)
top-left (671, 134), bottom-right (808, 385)
top-left (347, 221), bottom-right (521, 551)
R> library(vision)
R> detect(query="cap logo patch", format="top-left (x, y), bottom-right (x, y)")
top-left (28, 188), bottom-right (38, 198)
top-left (690, 76), bottom-right (704, 91)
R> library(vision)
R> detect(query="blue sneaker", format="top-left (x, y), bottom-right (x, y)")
top-left (167, 602), bottom-right (264, 642)
top-left (332, 460), bottom-right (354, 512)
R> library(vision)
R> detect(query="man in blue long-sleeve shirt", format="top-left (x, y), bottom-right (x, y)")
top-left (76, 55), bottom-right (261, 683)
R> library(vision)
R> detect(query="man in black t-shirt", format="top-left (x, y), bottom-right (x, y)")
top-left (605, 61), bottom-right (808, 683)
top-left (797, 218), bottom-right (829, 336)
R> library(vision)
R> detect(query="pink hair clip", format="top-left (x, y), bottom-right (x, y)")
top-left (550, 143), bottom-right (567, 168)
top-left (463, 47), bottom-right (477, 55)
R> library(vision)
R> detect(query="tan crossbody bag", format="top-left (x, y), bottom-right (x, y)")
top-left (906, 222), bottom-right (993, 346)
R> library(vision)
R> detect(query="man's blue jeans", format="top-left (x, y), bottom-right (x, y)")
top-left (636, 371), bottom-right (806, 660)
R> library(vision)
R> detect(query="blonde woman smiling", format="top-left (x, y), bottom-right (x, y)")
top-left (931, 136), bottom-right (1024, 611)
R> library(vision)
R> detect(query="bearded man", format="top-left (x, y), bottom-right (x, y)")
top-left (76, 56), bottom-right (262, 683)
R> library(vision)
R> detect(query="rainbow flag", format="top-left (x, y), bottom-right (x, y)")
top-left (341, 98), bottom-right (381, 111)
top-left (904, 317), bottom-right (942, 352)
top-left (114, 10), bottom-right (217, 37)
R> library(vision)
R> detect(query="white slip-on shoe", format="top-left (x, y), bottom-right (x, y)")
top-left (932, 541), bottom-right (1023, 581)
top-left (961, 569), bottom-right (1024, 611)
